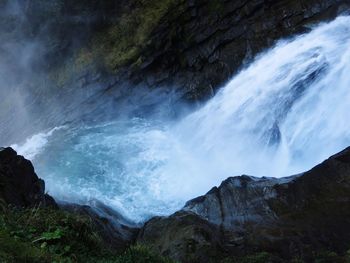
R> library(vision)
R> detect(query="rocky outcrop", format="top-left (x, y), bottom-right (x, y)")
top-left (121, 0), bottom-right (350, 100)
top-left (2, 144), bottom-right (350, 262)
top-left (138, 147), bottom-right (350, 262)
top-left (61, 200), bottom-right (140, 251)
top-left (27, 0), bottom-right (348, 101)
top-left (3, 0), bottom-right (350, 101)
top-left (0, 147), bottom-right (139, 250)
top-left (0, 147), bottom-right (56, 208)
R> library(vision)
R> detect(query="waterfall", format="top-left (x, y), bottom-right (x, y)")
top-left (175, 15), bottom-right (350, 182)
top-left (12, 16), bottom-right (350, 222)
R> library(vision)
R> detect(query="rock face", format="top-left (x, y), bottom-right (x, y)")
top-left (1, 0), bottom-right (350, 145)
top-left (69, 0), bottom-right (349, 101)
top-left (138, 147), bottom-right (350, 262)
top-left (25, 0), bottom-right (348, 101)
top-left (123, 0), bottom-right (350, 100)
top-left (2, 0), bottom-right (349, 101)
top-left (2, 143), bottom-right (350, 262)
top-left (61, 200), bottom-right (140, 251)
top-left (0, 147), bottom-right (139, 249)
top-left (0, 147), bottom-right (56, 208)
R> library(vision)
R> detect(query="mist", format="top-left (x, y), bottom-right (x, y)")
top-left (0, 0), bottom-right (141, 145)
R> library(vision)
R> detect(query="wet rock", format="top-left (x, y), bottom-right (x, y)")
top-left (0, 147), bottom-right (138, 250)
top-left (124, 0), bottom-right (350, 100)
top-left (0, 147), bottom-right (56, 208)
top-left (138, 147), bottom-right (350, 262)
top-left (3, 0), bottom-right (347, 102)
top-left (2, 0), bottom-right (349, 145)
top-left (138, 211), bottom-right (224, 263)
top-left (61, 200), bottom-right (140, 251)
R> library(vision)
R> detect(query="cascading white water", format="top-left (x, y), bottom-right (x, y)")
top-left (12, 16), bottom-right (350, 222)
top-left (174, 15), bottom-right (350, 182)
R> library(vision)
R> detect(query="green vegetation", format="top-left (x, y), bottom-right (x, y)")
top-left (90, 0), bottom-right (183, 71)
top-left (314, 250), bottom-right (350, 263)
top-left (72, 0), bottom-right (186, 73)
top-left (51, 0), bottom-right (186, 86)
top-left (221, 252), bottom-right (275, 263)
top-left (113, 245), bottom-right (174, 263)
top-left (0, 206), bottom-right (108, 262)
top-left (207, 0), bottom-right (225, 14)
top-left (0, 207), bottom-right (174, 263)
top-left (220, 250), bottom-right (350, 263)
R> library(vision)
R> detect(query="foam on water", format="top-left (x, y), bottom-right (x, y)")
top-left (12, 16), bottom-right (350, 222)
top-left (11, 126), bottom-right (65, 160)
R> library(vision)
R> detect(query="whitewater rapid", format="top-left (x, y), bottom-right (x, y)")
top-left (12, 16), bottom-right (350, 222)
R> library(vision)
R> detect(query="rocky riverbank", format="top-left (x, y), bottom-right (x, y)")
top-left (1, 147), bottom-right (350, 262)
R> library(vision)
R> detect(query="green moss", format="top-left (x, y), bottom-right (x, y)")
top-left (207, 0), bottom-right (225, 14)
top-left (77, 0), bottom-right (184, 72)
top-left (50, 0), bottom-right (188, 86)
top-left (49, 48), bottom-right (94, 87)
top-left (74, 48), bottom-right (94, 71)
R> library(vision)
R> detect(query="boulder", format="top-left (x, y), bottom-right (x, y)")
top-left (0, 147), bottom-right (56, 208)
top-left (138, 147), bottom-right (350, 262)
top-left (61, 200), bottom-right (140, 251)
top-left (0, 147), bottom-right (139, 250)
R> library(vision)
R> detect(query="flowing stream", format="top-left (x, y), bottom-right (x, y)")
top-left (11, 16), bottom-right (350, 222)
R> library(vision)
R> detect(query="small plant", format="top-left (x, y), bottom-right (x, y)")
top-left (0, 207), bottom-right (106, 262)
top-left (33, 228), bottom-right (64, 243)
top-left (0, 207), bottom-right (175, 262)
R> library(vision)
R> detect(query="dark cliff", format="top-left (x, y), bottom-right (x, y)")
top-left (138, 147), bottom-right (350, 262)
top-left (0, 147), bottom-right (56, 208)
top-left (0, 148), bottom-right (141, 262)
top-left (1, 146), bottom-right (350, 262)
top-left (109, 0), bottom-right (350, 100)
top-left (2, 0), bottom-right (350, 99)
top-left (1, 0), bottom-right (349, 145)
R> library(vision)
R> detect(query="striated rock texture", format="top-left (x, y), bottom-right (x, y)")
top-left (56, 0), bottom-right (349, 101)
top-left (1, 0), bottom-right (350, 145)
top-left (138, 147), bottom-right (350, 262)
top-left (24, 0), bottom-right (348, 101)
top-left (2, 0), bottom-right (350, 100)
top-left (118, 0), bottom-right (350, 100)
top-left (0, 147), bottom-right (56, 208)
